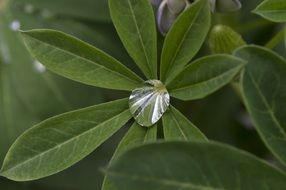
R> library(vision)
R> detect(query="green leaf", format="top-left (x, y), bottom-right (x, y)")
top-left (109, 0), bottom-right (157, 79)
top-left (167, 55), bottom-right (245, 101)
top-left (160, 0), bottom-right (211, 84)
top-left (21, 29), bottom-right (143, 91)
top-left (0, 98), bottom-right (132, 181)
top-left (102, 122), bottom-right (157, 190)
top-left (254, 0), bottom-right (286, 22)
top-left (106, 141), bottom-right (286, 190)
top-left (235, 45), bottom-right (286, 166)
top-left (163, 106), bottom-right (207, 141)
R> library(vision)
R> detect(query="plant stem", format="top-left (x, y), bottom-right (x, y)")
top-left (264, 29), bottom-right (285, 49)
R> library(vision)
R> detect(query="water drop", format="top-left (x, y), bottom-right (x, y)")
top-left (129, 80), bottom-right (170, 127)
top-left (9, 20), bottom-right (21, 31)
top-left (33, 61), bottom-right (46, 73)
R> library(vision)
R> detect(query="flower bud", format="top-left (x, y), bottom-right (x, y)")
top-left (209, 25), bottom-right (246, 54)
top-left (157, 0), bottom-right (178, 35)
top-left (167, 0), bottom-right (187, 14)
top-left (150, 0), bottom-right (163, 8)
top-left (216, 0), bottom-right (241, 12)
top-left (152, 0), bottom-right (242, 36)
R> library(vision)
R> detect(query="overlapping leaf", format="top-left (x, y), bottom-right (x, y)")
top-left (163, 106), bottom-right (206, 141)
top-left (102, 122), bottom-right (157, 190)
top-left (106, 141), bottom-right (286, 190)
top-left (21, 29), bottom-right (143, 91)
top-left (1, 99), bottom-right (131, 181)
top-left (109, 0), bottom-right (157, 79)
top-left (254, 0), bottom-right (286, 22)
top-left (167, 55), bottom-right (245, 100)
top-left (160, 0), bottom-right (211, 84)
top-left (235, 45), bottom-right (286, 165)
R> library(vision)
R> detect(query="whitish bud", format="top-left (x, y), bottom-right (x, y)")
top-left (150, 0), bottom-right (163, 8)
top-left (167, 0), bottom-right (187, 14)
top-left (216, 0), bottom-right (241, 12)
top-left (157, 0), bottom-right (178, 35)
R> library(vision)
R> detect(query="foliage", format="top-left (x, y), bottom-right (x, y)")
top-left (0, 0), bottom-right (286, 189)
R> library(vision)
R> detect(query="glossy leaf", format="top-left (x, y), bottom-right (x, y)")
top-left (106, 141), bottom-right (286, 190)
top-left (0, 99), bottom-right (132, 181)
top-left (109, 0), bottom-right (157, 79)
top-left (129, 80), bottom-right (170, 127)
top-left (254, 0), bottom-right (286, 22)
top-left (21, 29), bottom-right (143, 91)
top-left (167, 55), bottom-right (245, 101)
top-left (235, 45), bottom-right (286, 165)
top-left (102, 122), bottom-right (157, 190)
top-left (163, 106), bottom-right (207, 141)
top-left (160, 0), bottom-right (211, 84)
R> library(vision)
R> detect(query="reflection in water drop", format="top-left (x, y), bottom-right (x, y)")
top-left (24, 4), bottom-right (35, 14)
top-left (33, 61), bottom-right (46, 73)
top-left (129, 80), bottom-right (170, 127)
top-left (9, 20), bottom-right (21, 31)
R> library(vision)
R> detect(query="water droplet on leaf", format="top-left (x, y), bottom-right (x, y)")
top-left (129, 80), bottom-right (170, 127)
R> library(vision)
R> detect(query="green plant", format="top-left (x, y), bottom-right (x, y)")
top-left (1, 0), bottom-right (286, 189)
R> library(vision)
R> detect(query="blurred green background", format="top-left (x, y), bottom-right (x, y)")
top-left (0, 0), bottom-right (285, 189)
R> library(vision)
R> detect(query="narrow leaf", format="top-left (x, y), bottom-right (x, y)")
top-left (21, 29), bottom-right (143, 91)
top-left (102, 122), bottom-right (157, 190)
top-left (163, 106), bottom-right (206, 141)
top-left (109, 0), bottom-right (157, 79)
top-left (1, 98), bottom-right (131, 181)
top-left (254, 0), bottom-right (286, 22)
top-left (160, 0), bottom-right (211, 84)
top-left (167, 55), bottom-right (245, 101)
top-left (106, 141), bottom-right (286, 190)
top-left (235, 45), bottom-right (286, 165)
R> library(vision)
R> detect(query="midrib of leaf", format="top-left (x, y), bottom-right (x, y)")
top-left (257, 10), bottom-right (286, 14)
top-left (27, 35), bottom-right (141, 85)
top-left (127, 0), bottom-right (154, 79)
top-left (163, 1), bottom-right (204, 83)
top-left (170, 110), bottom-right (188, 140)
top-left (170, 66), bottom-right (240, 93)
top-left (107, 170), bottom-right (226, 190)
top-left (247, 71), bottom-right (286, 137)
top-left (1, 109), bottom-right (130, 174)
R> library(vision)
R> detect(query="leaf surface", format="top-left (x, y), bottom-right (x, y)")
top-left (160, 0), bottom-right (210, 84)
top-left (109, 0), bottom-right (157, 79)
top-left (163, 106), bottom-right (206, 141)
top-left (1, 99), bottom-right (131, 181)
top-left (102, 122), bottom-right (157, 190)
top-left (21, 29), bottom-right (143, 91)
top-left (235, 45), bottom-right (286, 165)
top-left (254, 0), bottom-right (286, 22)
top-left (167, 55), bottom-right (245, 100)
top-left (106, 141), bottom-right (286, 190)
